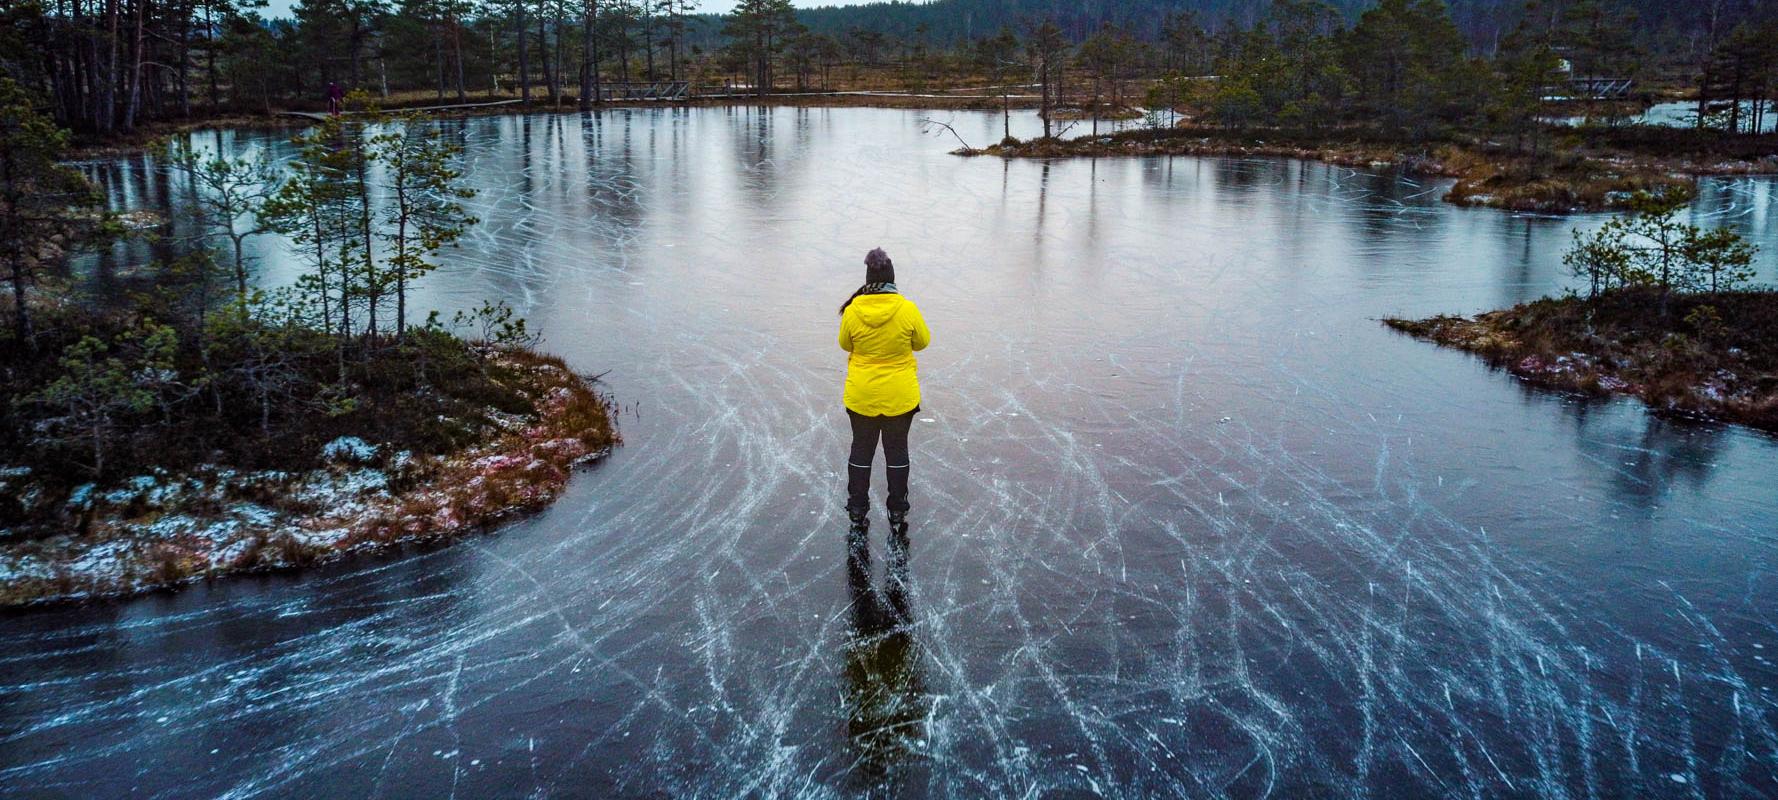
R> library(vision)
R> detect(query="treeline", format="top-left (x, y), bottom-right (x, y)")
top-left (2, 0), bottom-right (1777, 138)
top-left (784, 0), bottom-right (1763, 60)
top-left (1177, 0), bottom-right (1778, 138)
top-left (0, 0), bottom-right (710, 135)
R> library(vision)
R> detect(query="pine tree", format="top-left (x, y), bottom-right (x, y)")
top-left (1025, 19), bottom-right (1067, 140)
top-left (722, 0), bottom-right (796, 96)
top-left (370, 113), bottom-right (478, 340)
top-left (264, 115), bottom-right (365, 344)
top-left (1567, 191), bottom-right (1762, 313)
top-left (1340, 0), bottom-right (1479, 136)
top-left (156, 136), bottom-right (283, 302)
top-left (972, 28), bottom-right (1021, 142)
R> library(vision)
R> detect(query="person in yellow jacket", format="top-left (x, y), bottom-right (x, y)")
top-left (839, 248), bottom-right (930, 541)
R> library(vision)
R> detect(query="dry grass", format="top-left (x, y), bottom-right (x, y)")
top-left (1440, 147), bottom-right (1692, 212)
top-left (982, 125), bottom-right (1773, 214)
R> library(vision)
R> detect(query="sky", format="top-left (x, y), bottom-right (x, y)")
top-left (263, 0), bottom-right (889, 19)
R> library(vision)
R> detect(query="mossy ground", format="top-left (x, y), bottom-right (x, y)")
top-left (1386, 289), bottom-right (1778, 431)
top-left (0, 344), bottom-right (619, 607)
top-left (976, 125), bottom-right (1778, 214)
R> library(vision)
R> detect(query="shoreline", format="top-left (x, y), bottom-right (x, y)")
top-left (966, 127), bottom-right (1778, 213)
top-left (0, 347), bottom-right (620, 609)
top-left (1385, 291), bottom-right (1778, 433)
top-left (95, 100), bottom-right (1778, 216)
top-left (68, 93), bottom-right (1040, 157)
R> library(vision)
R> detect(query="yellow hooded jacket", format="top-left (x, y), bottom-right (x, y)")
top-left (839, 292), bottom-right (931, 417)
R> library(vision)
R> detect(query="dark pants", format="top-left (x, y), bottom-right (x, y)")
top-left (846, 409), bottom-right (915, 517)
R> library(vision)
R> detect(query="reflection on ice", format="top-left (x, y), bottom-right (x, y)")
top-left (843, 526), bottom-right (927, 792)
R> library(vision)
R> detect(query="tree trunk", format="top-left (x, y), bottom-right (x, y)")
top-left (312, 210), bottom-right (333, 336)
top-left (590, 0), bottom-right (602, 103)
top-left (232, 235), bottom-right (248, 298)
top-left (552, 7), bottom-right (567, 107)
top-left (643, 13), bottom-right (655, 80)
top-left (102, 0), bottom-right (119, 133)
top-left (355, 145), bottom-right (377, 339)
top-left (204, 0), bottom-right (218, 112)
top-left (436, 18), bottom-right (447, 102)
top-left (1727, 62), bottom-right (1744, 134)
top-left (91, 417), bottom-right (105, 479)
top-left (1697, 61), bottom-right (1711, 130)
top-left (668, 4), bottom-right (680, 81)
top-left (395, 201), bottom-right (409, 339)
top-left (122, 0), bottom-right (145, 131)
top-left (619, 27), bottom-right (631, 84)
top-left (517, 1), bottom-right (530, 101)
top-left (579, 0), bottom-right (595, 108)
top-left (177, 0), bottom-right (191, 118)
top-left (453, 17), bottom-right (467, 101)
top-left (539, 13), bottom-right (556, 103)
top-left (350, 18), bottom-right (365, 86)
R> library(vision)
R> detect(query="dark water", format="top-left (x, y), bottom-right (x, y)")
top-left (7, 108), bottom-right (1778, 798)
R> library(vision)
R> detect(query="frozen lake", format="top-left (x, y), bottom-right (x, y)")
top-left (7, 107), bottom-right (1778, 797)
top-left (1554, 101), bottom-right (1778, 134)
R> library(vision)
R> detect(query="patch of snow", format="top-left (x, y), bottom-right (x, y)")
top-left (321, 436), bottom-right (381, 465)
top-left (296, 528), bottom-right (350, 548)
top-left (66, 541), bottom-right (131, 579)
top-left (292, 468), bottom-right (390, 518)
top-left (230, 503), bottom-right (278, 527)
top-left (140, 514), bottom-right (198, 538)
top-left (67, 484), bottom-right (97, 510)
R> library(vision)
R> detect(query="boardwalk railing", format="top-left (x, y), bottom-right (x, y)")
top-left (1543, 78), bottom-right (1635, 102)
top-left (588, 81), bottom-right (691, 102)
top-left (276, 98), bottom-right (525, 121)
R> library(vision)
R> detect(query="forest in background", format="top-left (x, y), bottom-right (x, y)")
top-left (0, 0), bottom-right (1775, 139)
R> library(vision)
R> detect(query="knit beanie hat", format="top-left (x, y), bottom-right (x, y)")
top-left (865, 248), bottom-right (895, 285)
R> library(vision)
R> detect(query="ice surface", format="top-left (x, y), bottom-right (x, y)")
top-left (4, 108), bottom-right (1777, 798)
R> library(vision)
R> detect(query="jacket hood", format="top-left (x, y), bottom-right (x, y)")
top-left (848, 293), bottom-right (904, 328)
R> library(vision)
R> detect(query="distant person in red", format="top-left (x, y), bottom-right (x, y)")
top-left (326, 82), bottom-right (343, 116)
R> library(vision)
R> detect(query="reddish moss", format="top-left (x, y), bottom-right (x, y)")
top-left (1, 346), bottom-right (619, 607)
top-left (1387, 289), bottom-right (1778, 431)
